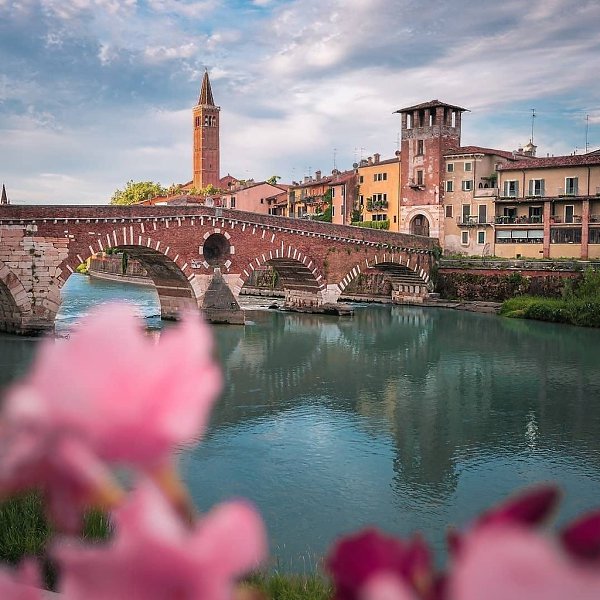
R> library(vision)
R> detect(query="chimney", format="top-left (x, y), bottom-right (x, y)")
top-left (304, 176), bottom-right (310, 183)
top-left (315, 170), bottom-right (322, 181)
top-left (374, 153), bottom-right (380, 164)
top-left (367, 156), bottom-right (373, 165)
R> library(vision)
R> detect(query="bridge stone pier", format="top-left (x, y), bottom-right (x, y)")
top-left (0, 205), bottom-right (438, 334)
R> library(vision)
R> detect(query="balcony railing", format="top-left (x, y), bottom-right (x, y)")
top-left (495, 216), bottom-right (543, 225)
top-left (457, 216), bottom-right (492, 227)
top-left (550, 215), bottom-right (582, 224)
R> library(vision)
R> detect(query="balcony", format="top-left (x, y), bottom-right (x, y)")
top-left (366, 199), bottom-right (389, 211)
top-left (557, 187), bottom-right (578, 197)
top-left (457, 215), bottom-right (492, 227)
top-left (474, 187), bottom-right (498, 198)
top-left (550, 215), bottom-right (582, 224)
top-left (495, 216), bottom-right (543, 225)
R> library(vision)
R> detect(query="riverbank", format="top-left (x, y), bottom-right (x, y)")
top-left (88, 270), bottom-right (155, 287)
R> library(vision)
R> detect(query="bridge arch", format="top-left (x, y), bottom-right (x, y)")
top-left (61, 232), bottom-right (203, 321)
top-left (338, 255), bottom-right (431, 304)
top-left (0, 263), bottom-right (32, 333)
top-left (235, 246), bottom-right (326, 307)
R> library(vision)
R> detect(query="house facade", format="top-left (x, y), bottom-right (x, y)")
top-left (495, 154), bottom-right (600, 259)
top-left (356, 154), bottom-right (401, 230)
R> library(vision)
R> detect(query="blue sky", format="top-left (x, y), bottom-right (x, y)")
top-left (1, 0), bottom-right (599, 204)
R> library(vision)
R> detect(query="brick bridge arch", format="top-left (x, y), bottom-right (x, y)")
top-left (0, 205), bottom-right (438, 334)
top-left (0, 263), bottom-right (33, 333)
top-left (236, 244), bottom-right (327, 307)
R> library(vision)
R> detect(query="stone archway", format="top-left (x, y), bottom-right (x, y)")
top-left (410, 214), bottom-right (430, 237)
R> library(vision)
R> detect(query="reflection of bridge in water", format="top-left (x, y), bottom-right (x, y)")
top-left (211, 307), bottom-right (600, 503)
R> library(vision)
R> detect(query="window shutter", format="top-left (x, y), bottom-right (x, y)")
top-left (504, 181), bottom-right (509, 196)
top-left (528, 180), bottom-right (533, 195)
top-left (573, 178), bottom-right (578, 195)
top-left (514, 181), bottom-right (519, 197)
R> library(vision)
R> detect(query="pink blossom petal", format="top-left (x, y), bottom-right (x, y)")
top-left (448, 524), bottom-right (600, 600)
top-left (561, 510), bottom-right (600, 561)
top-left (360, 573), bottom-right (417, 600)
top-left (56, 482), bottom-right (267, 600)
top-left (478, 484), bottom-right (560, 528)
top-left (0, 304), bottom-right (222, 526)
top-left (0, 561), bottom-right (42, 600)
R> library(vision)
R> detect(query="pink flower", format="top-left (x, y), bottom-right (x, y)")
top-left (561, 510), bottom-right (600, 562)
top-left (326, 529), bottom-right (438, 600)
top-left (448, 524), bottom-right (600, 600)
top-left (0, 560), bottom-right (42, 600)
top-left (55, 482), bottom-right (267, 600)
top-left (0, 304), bottom-right (222, 527)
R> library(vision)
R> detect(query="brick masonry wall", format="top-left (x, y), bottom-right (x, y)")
top-left (0, 205), bottom-right (439, 331)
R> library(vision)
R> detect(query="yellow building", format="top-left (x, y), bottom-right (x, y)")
top-left (495, 152), bottom-right (600, 259)
top-left (356, 153), bottom-right (401, 230)
top-left (442, 146), bottom-right (519, 255)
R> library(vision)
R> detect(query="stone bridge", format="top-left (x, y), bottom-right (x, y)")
top-left (0, 205), bottom-right (438, 334)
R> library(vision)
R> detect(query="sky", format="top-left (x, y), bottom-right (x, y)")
top-left (1, 0), bottom-right (599, 205)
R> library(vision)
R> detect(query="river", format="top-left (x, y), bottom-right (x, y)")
top-left (2, 274), bottom-right (600, 570)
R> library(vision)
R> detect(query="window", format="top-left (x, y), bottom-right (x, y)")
top-left (230, 197), bottom-right (236, 208)
top-left (551, 228), bottom-right (581, 244)
top-left (406, 113), bottom-right (412, 129)
top-left (496, 230), bottom-right (544, 243)
top-left (529, 206), bottom-right (542, 222)
top-left (332, 206), bottom-right (335, 217)
top-left (372, 213), bottom-right (388, 222)
top-left (529, 179), bottom-right (545, 196)
top-left (373, 173), bottom-right (387, 181)
top-left (359, 195), bottom-right (364, 206)
top-left (503, 180), bottom-right (519, 197)
top-left (446, 181), bottom-right (454, 192)
top-left (447, 163), bottom-right (454, 172)
top-left (331, 188), bottom-right (335, 197)
top-left (590, 228), bottom-right (600, 244)
top-left (478, 204), bottom-right (487, 224)
top-left (445, 205), bottom-right (453, 218)
top-left (565, 205), bottom-right (574, 223)
top-left (359, 175), bottom-right (364, 184)
top-left (416, 170), bottom-right (424, 185)
top-left (260, 198), bottom-right (264, 204)
top-left (462, 180), bottom-right (473, 191)
top-left (461, 231), bottom-right (469, 245)
top-left (465, 162), bottom-right (472, 172)
top-left (565, 177), bottom-right (579, 195)
top-left (393, 215), bottom-right (397, 223)
top-left (417, 140), bottom-right (424, 155)
top-left (462, 204), bottom-right (471, 220)
top-left (477, 230), bottom-right (485, 244)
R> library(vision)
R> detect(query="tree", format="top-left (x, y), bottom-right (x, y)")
top-left (110, 181), bottom-right (166, 205)
top-left (266, 175), bottom-right (281, 185)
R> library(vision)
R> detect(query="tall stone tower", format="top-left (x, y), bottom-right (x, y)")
top-left (193, 70), bottom-right (220, 190)
top-left (395, 100), bottom-right (467, 238)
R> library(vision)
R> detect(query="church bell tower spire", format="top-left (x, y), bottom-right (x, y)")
top-left (193, 69), bottom-right (221, 190)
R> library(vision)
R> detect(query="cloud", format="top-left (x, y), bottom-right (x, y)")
top-left (1, 0), bottom-right (600, 204)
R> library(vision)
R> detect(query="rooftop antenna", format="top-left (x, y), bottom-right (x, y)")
top-left (333, 148), bottom-right (337, 171)
top-left (530, 108), bottom-right (536, 144)
top-left (585, 114), bottom-right (590, 153)
top-left (395, 132), bottom-right (400, 151)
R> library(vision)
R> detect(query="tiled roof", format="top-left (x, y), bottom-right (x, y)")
top-left (394, 99), bottom-right (468, 114)
top-left (444, 146), bottom-right (520, 161)
top-left (497, 153), bottom-right (600, 170)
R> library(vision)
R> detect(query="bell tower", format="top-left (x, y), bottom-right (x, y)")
top-left (193, 70), bottom-right (220, 190)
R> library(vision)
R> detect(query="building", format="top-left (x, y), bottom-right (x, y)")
top-left (221, 181), bottom-right (288, 214)
top-left (442, 146), bottom-right (524, 254)
top-left (192, 70), bottom-right (221, 190)
top-left (288, 170), bottom-right (357, 222)
top-left (356, 153), bottom-right (401, 230)
top-left (395, 100), bottom-right (468, 238)
top-left (495, 152), bottom-right (600, 259)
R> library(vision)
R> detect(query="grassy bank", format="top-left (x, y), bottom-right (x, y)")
top-left (0, 493), bottom-right (331, 597)
top-left (500, 268), bottom-right (600, 327)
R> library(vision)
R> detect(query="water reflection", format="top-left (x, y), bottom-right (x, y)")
top-left (1, 276), bottom-right (600, 568)
top-left (186, 304), bottom-right (600, 564)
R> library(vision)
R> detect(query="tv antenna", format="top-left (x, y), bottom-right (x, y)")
top-left (333, 148), bottom-right (337, 170)
top-left (530, 108), bottom-right (536, 144)
top-left (586, 114), bottom-right (590, 153)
